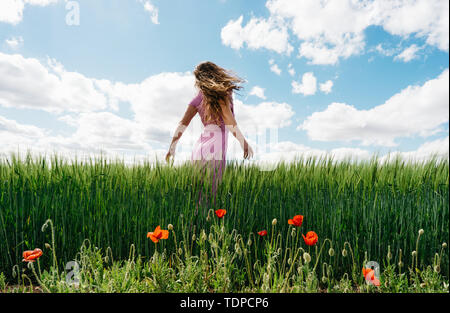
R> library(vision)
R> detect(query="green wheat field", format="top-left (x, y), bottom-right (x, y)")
top-left (0, 152), bottom-right (448, 293)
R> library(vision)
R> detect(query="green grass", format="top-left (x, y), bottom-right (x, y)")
top-left (0, 152), bottom-right (448, 286)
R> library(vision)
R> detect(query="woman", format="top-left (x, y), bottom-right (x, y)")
top-left (165, 61), bottom-right (254, 207)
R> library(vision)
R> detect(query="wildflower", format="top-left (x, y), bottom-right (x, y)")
top-left (168, 224), bottom-right (174, 231)
top-left (257, 230), bottom-right (268, 237)
top-left (418, 229), bottom-right (424, 236)
top-left (362, 267), bottom-right (380, 287)
top-left (272, 218), bottom-right (277, 226)
top-left (303, 252), bottom-right (311, 264)
top-left (412, 250), bottom-right (417, 257)
top-left (22, 248), bottom-right (43, 262)
top-left (147, 226), bottom-right (169, 243)
top-left (302, 231), bottom-right (318, 246)
top-left (215, 209), bottom-right (227, 218)
top-left (443, 242), bottom-right (447, 249)
top-left (288, 215), bottom-right (303, 227)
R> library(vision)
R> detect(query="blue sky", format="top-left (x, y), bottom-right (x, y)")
top-left (0, 0), bottom-right (448, 164)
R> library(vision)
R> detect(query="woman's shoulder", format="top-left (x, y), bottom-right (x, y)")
top-left (189, 90), bottom-right (203, 107)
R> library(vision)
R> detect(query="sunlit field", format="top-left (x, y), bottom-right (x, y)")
top-left (0, 153), bottom-right (448, 293)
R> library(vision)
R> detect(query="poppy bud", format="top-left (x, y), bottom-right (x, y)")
top-left (418, 229), bottom-right (424, 236)
top-left (328, 248), bottom-right (335, 257)
top-left (291, 228), bottom-right (296, 237)
top-left (178, 248), bottom-right (183, 255)
top-left (209, 233), bottom-right (214, 242)
top-left (192, 234), bottom-right (196, 241)
top-left (206, 215), bottom-right (211, 222)
top-left (398, 261), bottom-right (403, 268)
top-left (45, 243), bottom-right (51, 250)
top-left (443, 242), bottom-right (447, 249)
top-left (322, 276), bottom-right (327, 283)
top-left (168, 224), bottom-right (174, 231)
top-left (235, 243), bottom-right (240, 252)
top-left (288, 258), bottom-right (292, 265)
top-left (247, 239), bottom-right (252, 246)
top-left (201, 230), bottom-right (207, 241)
top-left (387, 245), bottom-right (392, 260)
top-left (303, 252), bottom-right (311, 264)
top-left (342, 249), bottom-right (348, 257)
top-left (434, 265), bottom-right (440, 273)
top-left (412, 251), bottom-right (417, 257)
top-left (272, 218), bottom-right (277, 226)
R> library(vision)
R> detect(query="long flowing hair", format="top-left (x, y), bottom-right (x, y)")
top-left (193, 61), bottom-right (245, 123)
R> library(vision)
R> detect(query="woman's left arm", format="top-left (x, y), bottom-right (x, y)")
top-left (166, 105), bottom-right (198, 162)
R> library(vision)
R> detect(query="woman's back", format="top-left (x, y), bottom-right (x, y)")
top-left (189, 90), bottom-right (234, 128)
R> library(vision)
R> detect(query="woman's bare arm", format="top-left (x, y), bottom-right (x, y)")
top-left (219, 98), bottom-right (254, 159)
top-left (166, 105), bottom-right (198, 162)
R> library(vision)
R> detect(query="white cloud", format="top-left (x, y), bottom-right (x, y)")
top-left (0, 53), bottom-right (111, 114)
top-left (292, 72), bottom-right (317, 96)
top-left (299, 69), bottom-right (449, 146)
top-left (4, 36), bottom-right (24, 49)
top-left (235, 100), bottom-right (294, 132)
top-left (222, 0), bottom-right (449, 65)
top-left (0, 0), bottom-right (58, 25)
top-left (394, 44), bottom-right (422, 62)
top-left (374, 43), bottom-right (398, 57)
top-left (381, 136), bottom-right (449, 162)
top-left (138, 0), bottom-right (159, 24)
top-left (221, 15), bottom-right (294, 55)
top-left (287, 63), bottom-right (295, 77)
top-left (249, 86), bottom-right (266, 100)
top-left (319, 80), bottom-right (333, 94)
top-left (268, 59), bottom-right (282, 75)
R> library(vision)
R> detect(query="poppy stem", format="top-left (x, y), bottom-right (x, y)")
top-left (29, 262), bottom-right (50, 293)
top-left (312, 238), bottom-right (332, 273)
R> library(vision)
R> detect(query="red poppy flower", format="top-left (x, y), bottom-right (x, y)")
top-left (215, 209), bottom-right (227, 218)
top-left (22, 248), bottom-right (43, 262)
top-left (257, 230), bottom-right (268, 237)
top-left (362, 268), bottom-right (381, 286)
top-left (147, 226), bottom-right (169, 243)
top-left (302, 231), bottom-right (318, 246)
top-left (288, 215), bottom-right (303, 227)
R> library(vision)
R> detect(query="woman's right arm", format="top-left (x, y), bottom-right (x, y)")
top-left (219, 99), bottom-right (254, 159)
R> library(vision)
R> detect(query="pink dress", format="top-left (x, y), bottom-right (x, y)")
top-left (188, 89), bottom-right (234, 207)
